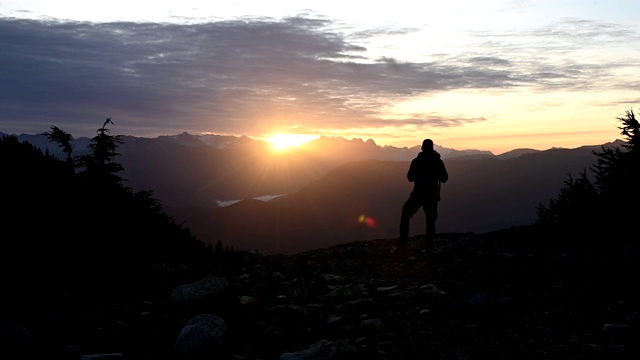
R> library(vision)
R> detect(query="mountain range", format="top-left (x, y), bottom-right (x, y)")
top-left (1, 130), bottom-right (623, 255)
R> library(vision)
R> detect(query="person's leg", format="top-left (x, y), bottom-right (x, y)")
top-left (399, 195), bottom-right (422, 245)
top-left (423, 200), bottom-right (439, 252)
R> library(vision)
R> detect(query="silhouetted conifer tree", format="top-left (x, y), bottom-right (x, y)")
top-left (2, 119), bottom-right (214, 309)
top-left (592, 109), bottom-right (639, 237)
top-left (536, 170), bottom-right (598, 226)
top-left (537, 108), bottom-right (639, 247)
top-left (46, 125), bottom-right (74, 165)
top-left (75, 118), bottom-right (126, 192)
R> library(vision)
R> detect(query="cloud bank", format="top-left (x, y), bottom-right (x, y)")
top-left (0, 15), bottom-right (638, 143)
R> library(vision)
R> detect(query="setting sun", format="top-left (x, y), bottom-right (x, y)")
top-left (266, 133), bottom-right (318, 151)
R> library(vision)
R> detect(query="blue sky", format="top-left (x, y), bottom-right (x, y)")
top-left (1, 0), bottom-right (639, 154)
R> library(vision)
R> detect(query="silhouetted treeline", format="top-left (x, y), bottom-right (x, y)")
top-left (536, 108), bottom-right (639, 251)
top-left (1, 119), bottom-right (215, 315)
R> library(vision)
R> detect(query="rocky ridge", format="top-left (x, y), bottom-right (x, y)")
top-left (2, 231), bottom-right (639, 359)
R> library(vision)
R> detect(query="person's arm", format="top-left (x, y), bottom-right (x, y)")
top-left (407, 159), bottom-right (417, 182)
top-left (439, 160), bottom-right (449, 183)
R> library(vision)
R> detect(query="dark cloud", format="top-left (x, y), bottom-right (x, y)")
top-left (0, 15), bottom-right (636, 137)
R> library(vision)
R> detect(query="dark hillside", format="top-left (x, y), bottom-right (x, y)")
top-left (441, 146), bottom-right (599, 233)
top-left (170, 145), bottom-right (599, 255)
top-left (117, 136), bottom-right (338, 207)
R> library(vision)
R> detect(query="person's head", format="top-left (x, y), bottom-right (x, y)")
top-left (421, 138), bottom-right (434, 151)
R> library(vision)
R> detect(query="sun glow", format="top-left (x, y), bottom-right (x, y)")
top-left (266, 133), bottom-right (318, 151)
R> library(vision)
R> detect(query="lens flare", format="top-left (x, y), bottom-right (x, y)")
top-left (358, 214), bottom-right (377, 228)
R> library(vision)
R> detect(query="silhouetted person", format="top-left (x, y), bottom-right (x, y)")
top-left (398, 139), bottom-right (448, 252)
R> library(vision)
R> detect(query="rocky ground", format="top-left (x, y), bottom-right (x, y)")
top-left (2, 229), bottom-right (639, 359)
